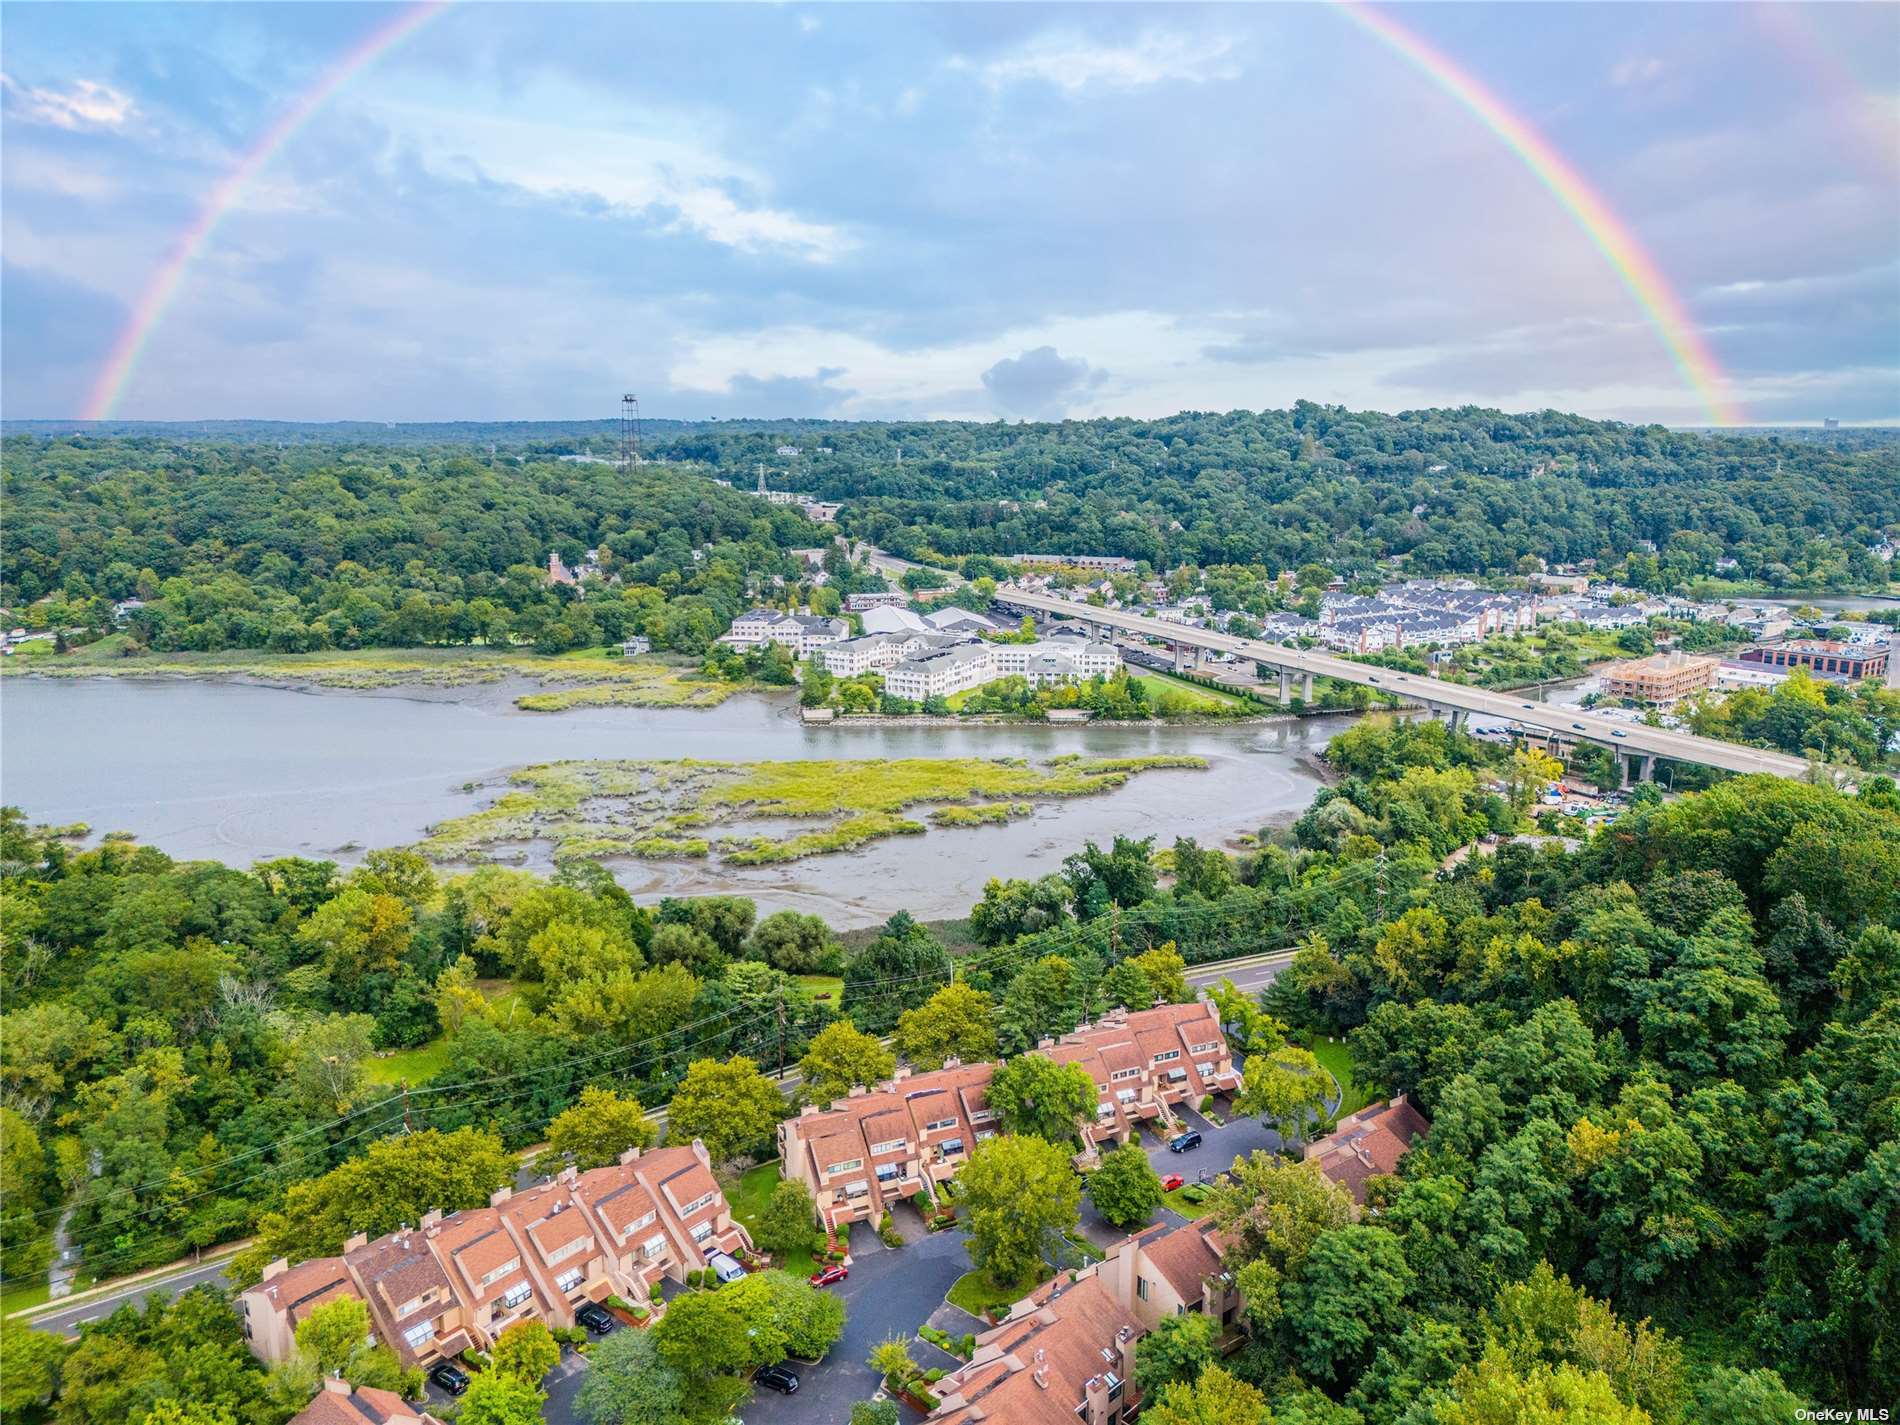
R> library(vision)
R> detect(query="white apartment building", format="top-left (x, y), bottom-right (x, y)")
top-left (990, 637), bottom-right (1122, 681)
top-left (884, 643), bottom-right (1000, 701)
top-left (718, 608), bottom-right (849, 656)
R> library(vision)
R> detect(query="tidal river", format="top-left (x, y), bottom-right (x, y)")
top-left (1, 677), bottom-right (1361, 926)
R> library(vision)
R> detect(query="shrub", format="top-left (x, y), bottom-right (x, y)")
top-left (1198, 1094), bottom-right (1215, 1112)
top-left (878, 1212), bottom-right (904, 1248)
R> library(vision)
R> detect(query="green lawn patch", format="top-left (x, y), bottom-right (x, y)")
top-left (364, 980), bottom-right (520, 1086)
top-left (794, 974), bottom-right (844, 1005)
top-left (1132, 672), bottom-right (1256, 712)
top-left (947, 1265), bottom-right (1050, 1319)
top-left (1161, 1185), bottom-right (1214, 1220)
top-left (1307, 1034), bottom-right (1373, 1117)
top-left (726, 1161), bottom-right (825, 1275)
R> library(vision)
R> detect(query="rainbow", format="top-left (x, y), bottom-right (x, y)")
top-left (1334, 2), bottom-right (1747, 427)
top-left (82, 1), bottom-right (448, 421)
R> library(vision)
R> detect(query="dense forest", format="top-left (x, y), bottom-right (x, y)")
top-left (4, 405), bottom-right (1895, 661)
top-left (4, 719), bottom-right (1897, 1419)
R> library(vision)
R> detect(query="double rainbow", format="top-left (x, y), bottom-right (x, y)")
top-left (83, 0), bottom-right (1748, 426)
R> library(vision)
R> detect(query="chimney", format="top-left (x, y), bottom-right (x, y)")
top-left (691, 1139), bottom-right (712, 1168)
top-left (800, 1104), bottom-right (820, 1118)
top-left (262, 1258), bottom-right (289, 1281)
top-left (489, 1186), bottom-right (512, 1206)
top-left (559, 1165), bottom-right (578, 1186)
top-left (847, 1084), bottom-right (867, 1097)
top-left (345, 1233), bottom-right (368, 1252)
top-left (322, 1376), bottom-right (352, 1397)
top-left (891, 1066), bottom-right (910, 1083)
top-left (1037, 1036), bottom-right (1056, 1051)
top-left (619, 1146), bottom-right (642, 1164)
top-left (420, 1209), bottom-right (442, 1232)
top-left (1116, 1324), bottom-right (1137, 1386)
top-left (943, 1056), bottom-right (961, 1071)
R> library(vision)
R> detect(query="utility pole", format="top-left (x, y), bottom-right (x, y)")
top-left (401, 1080), bottom-right (413, 1134)
top-left (620, 394), bottom-right (641, 467)
top-left (1374, 848), bottom-right (1388, 925)
top-left (775, 995), bottom-right (788, 1081)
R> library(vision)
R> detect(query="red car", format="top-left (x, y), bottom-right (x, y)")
top-left (1161, 1173), bottom-right (1185, 1192)
top-left (809, 1264), bottom-right (849, 1287)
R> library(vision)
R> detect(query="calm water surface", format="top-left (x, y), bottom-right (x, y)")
top-left (2, 678), bottom-right (1363, 925)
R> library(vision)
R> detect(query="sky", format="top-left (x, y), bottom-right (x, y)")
top-left (2, 2), bottom-right (1896, 427)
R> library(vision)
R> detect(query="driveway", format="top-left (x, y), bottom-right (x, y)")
top-left (1147, 1101), bottom-right (1286, 1184)
top-left (740, 1227), bottom-right (974, 1425)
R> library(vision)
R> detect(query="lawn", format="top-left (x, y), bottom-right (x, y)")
top-left (1133, 671), bottom-right (1258, 711)
top-left (1, 1270), bottom-right (53, 1318)
top-left (1306, 1034), bottom-right (1373, 1117)
top-left (794, 974), bottom-right (844, 1005)
top-left (1161, 1185), bottom-right (1214, 1220)
top-left (725, 1161), bottom-right (826, 1276)
top-left (363, 982), bottom-right (521, 1086)
top-left (948, 1264), bottom-right (1051, 1319)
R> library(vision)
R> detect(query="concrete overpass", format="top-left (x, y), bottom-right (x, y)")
top-left (995, 587), bottom-right (1813, 782)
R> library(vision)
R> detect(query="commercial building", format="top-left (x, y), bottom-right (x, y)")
top-left (1599, 651), bottom-right (1720, 706)
top-left (238, 1143), bottom-right (748, 1368)
top-left (845, 590), bottom-right (910, 612)
top-left (1739, 639), bottom-right (1889, 682)
top-left (1013, 553), bottom-right (1139, 573)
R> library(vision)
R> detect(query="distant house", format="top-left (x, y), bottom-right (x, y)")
top-left (547, 552), bottom-right (578, 587)
top-left (111, 598), bottom-right (146, 623)
top-left (717, 608), bottom-right (848, 657)
top-left (289, 1379), bottom-right (442, 1425)
top-left (1303, 1096), bottom-right (1431, 1204)
top-left (621, 636), bottom-right (650, 656)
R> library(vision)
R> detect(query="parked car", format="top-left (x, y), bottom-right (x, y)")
top-left (575, 1302), bottom-right (616, 1334)
top-left (1611, 729), bottom-right (1627, 739)
top-left (809, 1263), bottom-right (849, 1287)
top-left (753, 1364), bottom-right (801, 1395)
top-left (1161, 1173), bottom-right (1185, 1191)
top-left (428, 1362), bottom-right (470, 1397)
top-left (1167, 1130), bottom-right (1203, 1153)
top-left (708, 1251), bottom-right (749, 1284)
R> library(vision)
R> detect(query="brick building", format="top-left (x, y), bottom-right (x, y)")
top-left (1600, 651), bottom-right (1720, 706)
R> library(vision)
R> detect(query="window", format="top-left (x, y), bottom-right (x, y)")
top-left (1096, 1102), bottom-right (1114, 1118)
top-left (1110, 1067), bottom-right (1141, 1082)
top-left (545, 1237), bottom-right (585, 1265)
top-left (480, 1258), bottom-right (522, 1287)
top-left (1136, 1277), bottom-right (1150, 1302)
top-left (1189, 1041), bottom-right (1220, 1055)
top-left (678, 1191), bottom-right (718, 1215)
top-left (403, 1320), bottom-right (436, 1351)
top-left (1167, 1068), bottom-right (1188, 1082)
top-left (396, 1292), bottom-right (432, 1318)
top-left (975, 1129), bottom-right (995, 1142)
top-left (554, 1268), bottom-right (584, 1294)
top-left (926, 1117), bottom-right (958, 1132)
top-left (843, 1181), bottom-right (870, 1198)
top-left (826, 1160), bottom-right (864, 1177)
top-left (937, 1139), bottom-right (964, 1158)
top-left (1195, 1062), bottom-right (1216, 1079)
top-left (968, 1108), bottom-right (996, 1124)
top-left (690, 1220), bottom-right (714, 1241)
top-left (1116, 1088), bottom-right (1136, 1103)
top-left (876, 1164), bottom-right (902, 1182)
top-left (499, 1281), bottom-right (532, 1311)
top-left (871, 1138), bottom-right (909, 1155)
top-left (619, 1210), bottom-right (656, 1241)
top-left (1151, 1049), bottom-right (1180, 1064)
top-left (642, 1235), bottom-right (667, 1260)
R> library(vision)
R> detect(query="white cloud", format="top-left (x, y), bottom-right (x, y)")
top-left (954, 29), bottom-right (1241, 95)
top-left (1, 74), bottom-right (135, 130)
top-left (1610, 55), bottom-right (1665, 89)
top-left (367, 88), bottom-right (851, 261)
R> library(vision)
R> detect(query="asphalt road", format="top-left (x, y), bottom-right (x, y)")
top-left (25, 1257), bottom-right (233, 1337)
top-left (540, 1227), bottom-right (977, 1425)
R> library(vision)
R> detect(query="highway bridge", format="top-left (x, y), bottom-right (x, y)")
top-left (995, 587), bottom-right (1813, 782)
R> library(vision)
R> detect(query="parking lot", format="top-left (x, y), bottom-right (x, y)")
top-left (527, 1102), bottom-right (1285, 1424)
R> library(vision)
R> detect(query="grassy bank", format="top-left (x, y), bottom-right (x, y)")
top-left (2, 640), bottom-right (743, 710)
top-left (1305, 1033), bottom-right (1372, 1117)
top-left (419, 755), bottom-right (1209, 868)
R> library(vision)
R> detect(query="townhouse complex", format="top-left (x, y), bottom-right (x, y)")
top-left (778, 1002), bottom-right (1239, 1231)
top-left (238, 1142), bottom-right (750, 1370)
top-left (1302, 1095), bottom-right (1433, 1204)
top-left (925, 1216), bottom-right (1238, 1425)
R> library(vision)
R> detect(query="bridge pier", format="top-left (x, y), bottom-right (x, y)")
top-left (1301, 673), bottom-right (1314, 702)
top-left (1640, 754), bottom-right (1656, 784)
top-left (1172, 641), bottom-right (1187, 673)
top-left (1449, 709), bottom-right (1468, 733)
top-left (1278, 669), bottom-right (1293, 706)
